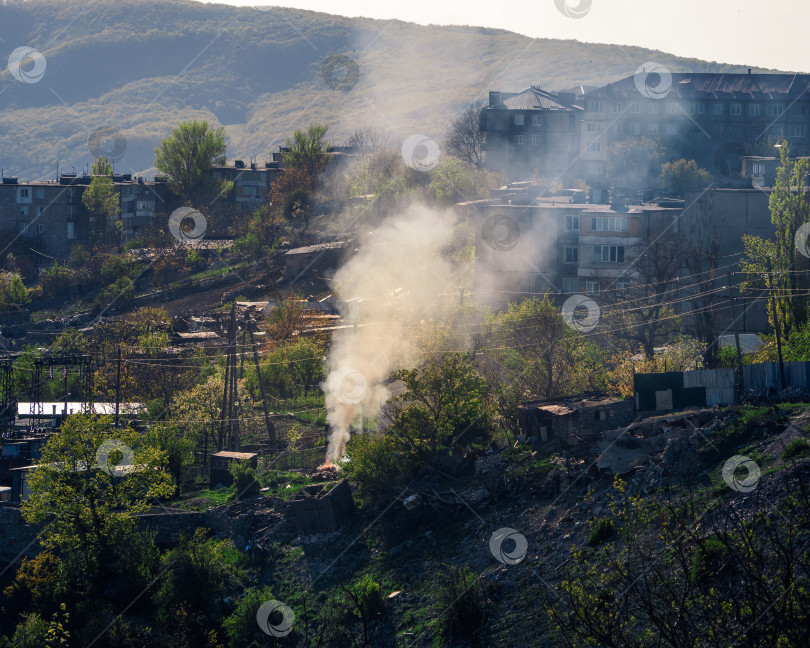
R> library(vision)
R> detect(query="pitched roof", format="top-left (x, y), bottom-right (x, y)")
top-left (500, 87), bottom-right (580, 111)
top-left (587, 72), bottom-right (810, 101)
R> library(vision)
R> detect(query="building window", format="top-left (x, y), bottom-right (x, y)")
top-left (771, 125), bottom-right (785, 137)
top-left (67, 222), bottom-right (76, 239)
top-left (513, 114), bottom-right (524, 126)
top-left (35, 206), bottom-right (44, 217)
top-left (531, 134), bottom-right (541, 145)
top-left (752, 162), bottom-right (765, 176)
top-left (586, 122), bottom-right (602, 132)
top-left (586, 141), bottom-right (601, 152)
top-left (513, 134), bottom-right (524, 145)
top-left (565, 214), bottom-right (580, 231)
top-left (591, 216), bottom-right (627, 232)
top-left (749, 104), bottom-right (761, 117)
top-left (628, 122), bottom-right (641, 135)
top-left (665, 123), bottom-right (678, 135)
top-left (791, 104), bottom-right (808, 117)
top-left (629, 102), bottom-right (640, 113)
top-left (564, 246), bottom-right (579, 263)
top-left (585, 279), bottom-right (600, 294)
top-left (531, 114), bottom-right (542, 125)
top-left (35, 188), bottom-right (44, 199)
top-left (19, 188), bottom-right (29, 199)
top-left (36, 223), bottom-right (45, 234)
top-left (650, 102), bottom-right (663, 114)
top-left (562, 276), bottom-right (578, 294)
top-left (617, 278), bottom-right (632, 290)
top-left (242, 185), bottom-right (258, 196)
top-left (648, 122), bottom-right (659, 135)
top-left (711, 103), bottom-right (724, 115)
top-left (19, 206), bottom-right (28, 216)
top-left (587, 101), bottom-right (604, 113)
top-left (768, 104), bottom-right (784, 117)
top-left (790, 125), bottom-right (807, 138)
top-left (666, 102), bottom-right (680, 114)
top-left (689, 102), bottom-right (705, 114)
top-left (594, 245), bottom-right (625, 262)
top-left (730, 103), bottom-right (742, 116)
top-left (18, 223), bottom-right (29, 234)
top-left (612, 102), bottom-right (623, 112)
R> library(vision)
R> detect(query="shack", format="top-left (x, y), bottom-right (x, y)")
top-left (284, 241), bottom-right (350, 279)
top-left (288, 479), bottom-right (355, 535)
top-left (518, 396), bottom-right (635, 446)
top-left (209, 451), bottom-right (258, 488)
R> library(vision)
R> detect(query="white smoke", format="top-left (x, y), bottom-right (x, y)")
top-left (323, 205), bottom-right (459, 461)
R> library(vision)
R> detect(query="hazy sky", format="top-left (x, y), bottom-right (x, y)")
top-left (197, 0), bottom-right (807, 72)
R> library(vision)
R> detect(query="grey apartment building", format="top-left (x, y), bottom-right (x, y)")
top-left (483, 72), bottom-right (810, 187)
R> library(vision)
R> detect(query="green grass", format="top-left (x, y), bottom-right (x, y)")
top-left (258, 469), bottom-right (318, 500)
top-left (783, 438), bottom-right (810, 460)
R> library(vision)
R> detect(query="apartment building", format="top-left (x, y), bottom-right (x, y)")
top-left (484, 72), bottom-right (810, 187)
top-left (209, 159), bottom-right (281, 212)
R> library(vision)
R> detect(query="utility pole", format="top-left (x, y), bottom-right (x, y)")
top-left (248, 319), bottom-right (276, 452)
top-left (114, 345), bottom-right (122, 427)
top-left (726, 272), bottom-right (745, 396)
top-left (766, 257), bottom-right (787, 391)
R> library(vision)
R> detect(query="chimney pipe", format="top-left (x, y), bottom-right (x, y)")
top-left (748, 68), bottom-right (752, 75)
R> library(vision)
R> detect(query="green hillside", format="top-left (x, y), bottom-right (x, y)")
top-left (0, 0), bottom-right (776, 179)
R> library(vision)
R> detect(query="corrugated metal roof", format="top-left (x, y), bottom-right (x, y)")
top-left (501, 88), bottom-right (574, 111)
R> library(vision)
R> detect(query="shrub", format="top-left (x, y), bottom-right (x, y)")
top-left (588, 518), bottom-right (614, 547)
top-left (783, 438), bottom-right (810, 460)
top-left (436, 566), bottom-right (488, 647)
top-left (228, 460), bottom-right (261, 500)
top-left (690, 537), bottom-right (729, 584)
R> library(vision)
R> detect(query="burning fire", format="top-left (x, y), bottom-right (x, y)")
top-left (317, 458), bottom-right (338, 472)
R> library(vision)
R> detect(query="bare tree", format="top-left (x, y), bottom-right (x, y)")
top-left (443, 100), bottom-right (485, 167)
top-left (346, 127), bottom-right (394, 152)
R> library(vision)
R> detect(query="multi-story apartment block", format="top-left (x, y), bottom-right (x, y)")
top-left (484, 72), bottom-right (810, 188)
top-left (479, 87), bottom-right (582, 184)
top-left (210, 160), bottom-right (280, 212)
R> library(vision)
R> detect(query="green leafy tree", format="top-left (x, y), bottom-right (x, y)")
top-left (82, 156), bottom-right (121, 248)
top-left (145, 422), bottom-right (195, 496)
top-left (282, 124), bottom-right (330, 179)
top-left (154, 120), bottom-right (230, 203)
top-left (659, 158), bottom-right (713, 195)
top-left (741, 141), bottom-right (810, 335)
top-left (428, 156), bottom-right (501, 203)
top-left (21, 414), bottom-right (174, 557)
top-left (0, 271), bottom-right (29, 309)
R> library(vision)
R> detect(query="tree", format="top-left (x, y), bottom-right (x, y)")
top-left (605, 136), bottom-right (665, 193)
top-left (145, 422), bottom-right (194, 496)
top-left (82, 156), bottom-right (121, 248)
top-left (282, 124), bottom-right (330, 180)
top-left (741, 141), bottom-right (810, 335)
top-left (21, 415), bottom-right (174, 557)
top-left (154, 120), bottom-right (230, 203)
top-left (0, 271), bottom-right (29, 309)
top-left (660, 159), bottom-right (713, 195)
top-left (428, 156), bottom-right (502, 203)
top-left (443, 100), bottom-right (485, 167)
top-left (346, 127), bottom-right (394, 152)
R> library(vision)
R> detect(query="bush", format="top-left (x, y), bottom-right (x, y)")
top-left (783, 438), bottom-right (810, 460)
top-left (588, 518), bottom-right (614, 547)
top-left (436, 566), bottom-right (488, 647)
top-left (228, 460), bottom-right (261, 500)
top-left (222, 585), bottom-right (278, 648)
top-left (690, 537), bottom-right (729, 585)
top-left (100, 255), bottom-right (135, 284)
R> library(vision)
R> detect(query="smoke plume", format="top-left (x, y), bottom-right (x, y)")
top-left (323, 205), bottom-right (458, 461)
